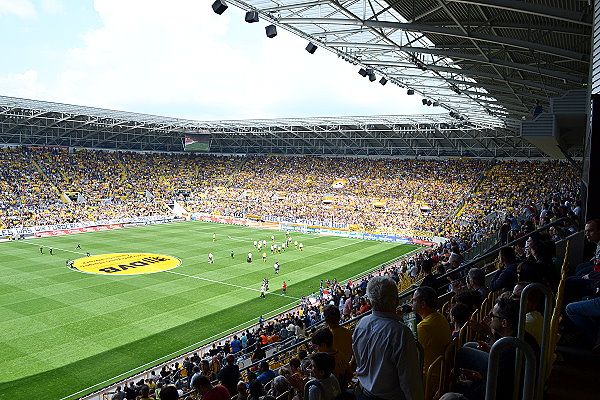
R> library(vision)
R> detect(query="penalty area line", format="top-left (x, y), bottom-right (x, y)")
top-left (164, 270), bottom-right (300, 300)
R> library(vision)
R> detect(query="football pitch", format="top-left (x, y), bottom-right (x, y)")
top-left (0, 221), bottom-right (419, 399)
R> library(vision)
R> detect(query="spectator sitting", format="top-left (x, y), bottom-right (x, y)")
top-left (509, 282), bottom-right (544, 346)
top-left (352, 276), bottom-right (424, 400)
top-left (256, 361), bottom-right (276, 385)
top-left (450, 303), bottom-right (472, 339)
top-left (111, 386), bottom-right (125, 400)
top-left (271, 375), bottom-right (290, 397)
top-left (247, 379), bottom-right (264, 400)
top-left (191, 374), bottom-right (230, 400)
top-left (292, 352), bottom-right (340, 400)
top-left (412, 286), bottom-right (452, 376)
top-left (158, 385), bottom-right (179, 400)
top-left (466, 268), bottom-right (489, 300)
top-left (235, 381), bottom-right (248, 400)
top-left (489, 246), bottom-right (519, 293)
top-left (455, 297), bottom-right (540, 400)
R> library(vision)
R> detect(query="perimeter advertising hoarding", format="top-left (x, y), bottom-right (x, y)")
top-left (183, 132), bottom-right (211, 152)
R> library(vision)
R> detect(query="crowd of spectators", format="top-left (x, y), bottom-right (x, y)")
top-left (0, 148), bottom-right (581, 256)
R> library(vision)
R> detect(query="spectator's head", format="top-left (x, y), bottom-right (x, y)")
top-left (489, 297), bottom-right (519, 336)
top-left (322, 305), bottom-right (341, 327)
top-left (499, 246), bottom-right (517, 266)
top-left (311, 327), bottom-right (334, 351)
top-left (467, 268), bottom-right (486, 289)
top-left (225, 354), bottom-right (235, 365)
top-left (298, 349), bottom-right (308, 360)
top-left (421, 258), bottom-right (435, 274)
top-left (512, 281), bottom-right (543, 312)
top-left (516, 261), bottom-right (544, 284)
top-left (159, 385), bottom-right (179, 400)
top-left (584, 219), bottom-right (600, 243)
top-left (412, 286), bottom-right (438, 317)
top-left (455, 290), bottom-right (482, 312)
top-left (272, 375), bottom-right (289, 395)
top-left (308, 352), bottom-right (335, 379)
top-left (191, 375), bottom-right (213, 395)
top-left (140, 385), bottom-right (150, 397)
top-left (259, 361), bottom-right (270, 373)
top-left (450, 302), bottom-right (471, 330)
top-left (237, 381), bottom-right (248, 396)
top-left (289, 357), bottom-right (301, 373)
top-left (366, 276), bottom-right (398, 312)
top-left (249, 379), bottom-right (264, 399)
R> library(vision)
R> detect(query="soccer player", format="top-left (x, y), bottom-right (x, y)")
top-left (49, 248), bottom-right (53, 256)
top-left (254, 240), bottom-right (258, 248)
top-left (247, 252), bottom-right (253, 263)
top-left (294, 240), bottom-right (298, 249)
top-left (282, 242), bottom-right (286, 252)
top-left (208, 253), bottom-right (214, 264)
top-left (274, 261), bottom-right (280, 274)
top-left (86, 252), bottom-right (91, 257)
top-left (263, 240), bottom-right (267, 247)
top-left (282, 281), bottom-right (287, 295)
top-left (271, 235), bottom-right (275, 243)
top-left (40, 247), bottom-right (43, 254)
top-left (262, 252), bottom-right (267, 262)
top-left (299, 242), bottom-right (303, 251)
top-left (213, 233), bottom-right (216, 242)
top-left (231, 250), bottom-right (234, 258)
top-left (65, 259), bottom-right (71, 267)
top-left (260, 284), bottom-right (266, 298)
top-left (277, 245), bottom-right (281, 254)
top-left (76, 243), bottom-right (81, 249)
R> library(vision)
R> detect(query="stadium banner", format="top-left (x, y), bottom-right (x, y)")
top-left (363, 232), bottom-right (413, 244)
top-left (183, 132), bottom-right (211, 152)
top-left (34, 224), bottom-right (123, 237)
top-left (1, 216), bottom-right (169, 237)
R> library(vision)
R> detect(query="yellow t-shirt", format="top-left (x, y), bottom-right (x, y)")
top-left (330, 326), bottom-right (353, 359)
top-left (417, 311), bottom-right (451, 374)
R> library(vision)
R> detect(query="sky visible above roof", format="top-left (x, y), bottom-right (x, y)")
top-left (0, 0), bottom-right (440, 120)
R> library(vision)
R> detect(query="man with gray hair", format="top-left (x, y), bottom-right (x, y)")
top-left (352, 276), bottom-right (424, 400)
top-left (467, 268), bottom-right (489, 300)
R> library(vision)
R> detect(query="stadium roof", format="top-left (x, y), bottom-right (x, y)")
top-left (226, 0), bottom-right (591, 128)
top-left (0, 95), bottom-right (545, 157)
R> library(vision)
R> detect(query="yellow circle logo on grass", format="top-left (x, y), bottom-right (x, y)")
top-left (72, 253), bottom-right (181, 275)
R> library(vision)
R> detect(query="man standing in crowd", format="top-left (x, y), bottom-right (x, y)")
top-left (352, 276), bottom-right (424, 400)
top-left (217, 354), bottom-right (240, 396)
top-left (412, 286), bottom-right (452, 376)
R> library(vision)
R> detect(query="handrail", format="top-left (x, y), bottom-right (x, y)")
top-left (398, 217), bottom-right (573, 302)
top-left (516, 283), bottom-right (554, 400)
top-left (485, 337), bottom-right (537, 400)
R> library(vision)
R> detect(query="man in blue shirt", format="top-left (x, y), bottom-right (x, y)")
top-left (256, 361), bottom-right (276, 385)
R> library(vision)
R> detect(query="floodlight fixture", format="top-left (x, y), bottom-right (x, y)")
top-left (245, 10), bottom-right (259, 22)
top-left (379, 77), bottom-right (387, 86)
top-left (422, 99), bottom-right (428, 105)
top-left (306, 42), bottom-right (318, 54)
top-left (368, 72), bottom-right (376, 82)
top-left (407, 89), bottom-right (414, 95)
top-left (265, 24), bottom-right (277, 38)
top-left (358, 68), bottom-right (368, 77)
top-left (212, 0), bottom-right (228, 14)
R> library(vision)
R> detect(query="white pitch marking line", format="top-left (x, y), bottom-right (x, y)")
top-left (165, 270), bottom-right (300, 300)
top-left (18, 240), bottom-right (89, 256)
top-left (58, 298), bottom-right (300, 400)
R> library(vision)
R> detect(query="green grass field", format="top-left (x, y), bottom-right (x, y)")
top-left (0, 221), bottom-right (418, 400)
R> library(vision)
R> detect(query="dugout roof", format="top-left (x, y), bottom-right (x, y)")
top-left (0, 95), bottom-right (544, 157)
top-left (227, 0), bottom-right (592, 128)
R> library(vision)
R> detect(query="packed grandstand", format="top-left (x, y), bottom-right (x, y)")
top-left (0, 141), bottom-right (592, 400)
